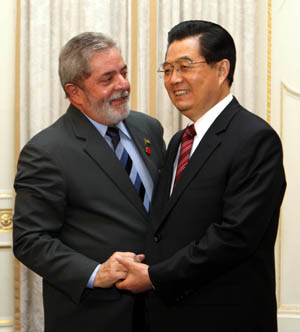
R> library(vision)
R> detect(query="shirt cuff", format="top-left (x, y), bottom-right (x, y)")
top-left (86, 264), bottom-right (101, 288)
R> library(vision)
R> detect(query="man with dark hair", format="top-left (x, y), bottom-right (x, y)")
top-left (116, 20), bottom-right (286, 332)
top-left (13, 32), bottom-right (165, 332)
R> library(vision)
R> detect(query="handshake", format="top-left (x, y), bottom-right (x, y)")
top-left (93, 252), bottom-right (153, 293)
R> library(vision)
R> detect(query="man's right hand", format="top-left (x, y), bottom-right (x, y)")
top-left (93, 252), bottom-right (145, 288)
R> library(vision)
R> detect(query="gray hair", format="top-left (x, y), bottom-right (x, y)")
top-left (59, 32), bottom-right (118, 97)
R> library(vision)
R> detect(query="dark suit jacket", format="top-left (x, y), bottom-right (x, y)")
top-left (13, 104), bottom-right (165, 332)
top-left (147, 97), bottom-right (286, 332)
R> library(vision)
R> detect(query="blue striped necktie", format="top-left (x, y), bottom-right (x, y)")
top-left (106, 127), bottom-right (150, 212)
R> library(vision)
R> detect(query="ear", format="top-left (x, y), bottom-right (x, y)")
top-left (217, 59), bottom-right (230, 85)
top-left (65, 83), bottom-right (85, 105)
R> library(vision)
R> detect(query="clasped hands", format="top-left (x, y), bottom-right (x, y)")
top-left (93, 252), bottom-right (153, 293)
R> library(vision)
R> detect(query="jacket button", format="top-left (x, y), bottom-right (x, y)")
top-left (153, 234), bottom-right (161, 242)
top-left (175, 295), bottom-right (184, 302)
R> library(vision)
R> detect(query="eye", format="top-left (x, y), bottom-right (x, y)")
top-left (101, 75), bottom-right (113, 83)
top-left (121, 70), bottom-right (128, 78)
top-left (163, 66), bottom-right (172, 75)
top-left (179, 61), bottom-right (191, 72)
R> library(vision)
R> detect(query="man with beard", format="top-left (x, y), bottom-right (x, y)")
top-left (13, 32), bottom-right (165, 332)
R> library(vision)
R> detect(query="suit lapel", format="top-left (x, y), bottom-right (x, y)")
top-left (165, 134), bottom-right (221, 218)
top-left (150, 131), bottom-right (182, 230)
top-left (67, 105), bottom-right (148, 220)
top-left (154, 97), bottom-right (242, 231)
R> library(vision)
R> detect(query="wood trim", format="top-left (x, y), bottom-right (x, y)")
top-left (266, 0), bottom-right (272, 124)
top-left (149, 0), bottom-right (158, 118)
top-left (130, 0), bottom-right (138, 111)
top-left (14, 0), bottom-right (21, 331)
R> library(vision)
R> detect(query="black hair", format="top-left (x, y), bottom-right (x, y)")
top-left (168, 20), bottom-right (236, 86)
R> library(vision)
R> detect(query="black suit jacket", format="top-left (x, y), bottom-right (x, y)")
top-left (147, 97), bottom-right (286, 332)
top-left (13, 104), bottom-right (165, 332)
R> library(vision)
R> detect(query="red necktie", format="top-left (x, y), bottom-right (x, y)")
top-left (174, 124), bottom-right (196, 186)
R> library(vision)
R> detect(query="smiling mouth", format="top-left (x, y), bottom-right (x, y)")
top-left (111, 96), bottom-right (127, 102)
top-left (109, 91), bottom-right (129, 105)
top-left (174, 90), bottom-right (189, 96)
top-left (110, 97), bottom-right (128, 106)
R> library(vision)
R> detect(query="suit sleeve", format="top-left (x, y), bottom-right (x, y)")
top-left (149, 126), bottom-right (286, 296)
top-left (13, 142), bottom-right (98, 304)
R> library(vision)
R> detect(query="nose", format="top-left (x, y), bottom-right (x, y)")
top-left (169, 67), bottom-right (183, 84)
top-left (115, 73), bottom-right (130, 90)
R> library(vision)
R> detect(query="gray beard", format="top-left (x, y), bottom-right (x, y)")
top-left (89, 98), bottom-right (130, 125)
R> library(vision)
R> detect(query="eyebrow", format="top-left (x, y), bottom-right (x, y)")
top-left (163, 56), bottom-right (193, 66)
top-left (101, 65), bottom-right (128, 77)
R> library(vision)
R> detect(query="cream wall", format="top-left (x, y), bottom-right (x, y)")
top-left (0, 0), bottom-right (17, 331)
top-left (271, 1), bottom-right (300, 331)
top-left (257, 1), bottom-right (300, 331)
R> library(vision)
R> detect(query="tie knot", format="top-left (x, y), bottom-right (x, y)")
top-left (106, 126), bottom-right (119, 137)
top-left (183, 124), bottom-right (196, 139)
top-left (106, 127), bottom-right (120, 150)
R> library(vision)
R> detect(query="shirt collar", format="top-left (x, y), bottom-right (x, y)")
top-left (84, 114), bottom-right (131, 139)
top-left (193, 93), bottom-right (233, 135)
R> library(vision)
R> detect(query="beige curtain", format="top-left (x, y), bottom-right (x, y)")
top-left (18, 1), bottom-right (256, 331)
top-left (20, 0), bottom-right (132, 145)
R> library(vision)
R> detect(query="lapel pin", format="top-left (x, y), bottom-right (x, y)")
top-left (144, 138), bottom-right (151, 155)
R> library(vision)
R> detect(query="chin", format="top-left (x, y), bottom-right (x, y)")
top-left (107, 108), bottom-right (130, 125)
top-left (176, 105), bottom-right (192, 113)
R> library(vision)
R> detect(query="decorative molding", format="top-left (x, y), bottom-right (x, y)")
top-left (274, 0), bottom-right (287, 11)
top-left (14, 0), bottom-right (21, 165)
top-left (0, 320), bottom-right (14, 326)
top-left (266, 0), bottom-right (272, 124)
top-left (0, 209), bottom-right (13, 231)
top-left (14, 1), bottom-right (21, 331)
top-left (279, 306), bottom-right (300, 312)
top-left (14, 257), bottom-right (21, 332)
top-left (0, 244), bottom-right (12, 249)
top-left (0, 192), bottom-right (14, 200)
top-left (280, 81), bottom-right (300, 138)
top-left (278, 81), bottom-right (300, 310)
top-left (281, 81), bottom-right (300, 99)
